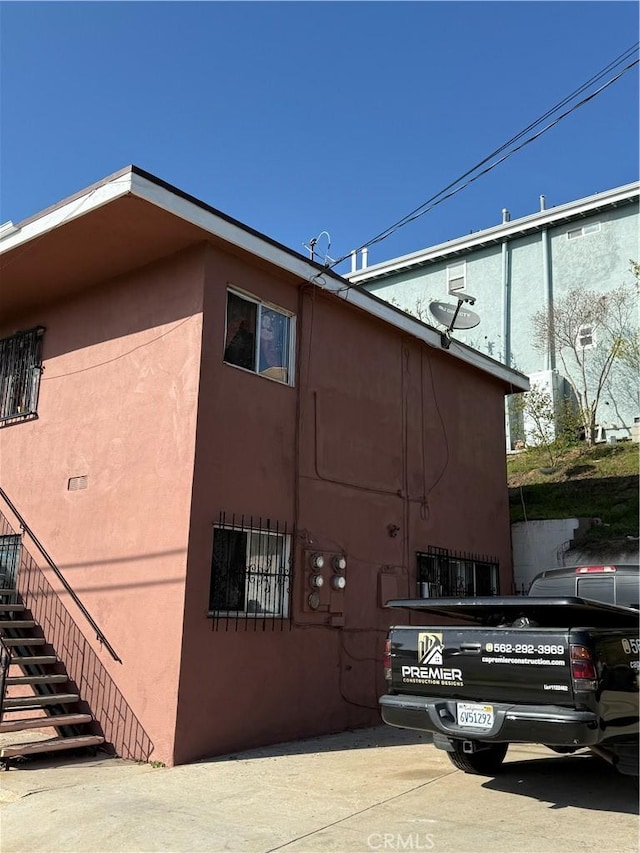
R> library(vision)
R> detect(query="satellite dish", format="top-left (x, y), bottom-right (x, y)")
top-left (429, 300), bottom-right (481, 330)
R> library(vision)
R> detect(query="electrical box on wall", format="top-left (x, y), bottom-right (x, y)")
top-left (302, 550), bottom-right (347, 614)
top-left (378, 566), bottom-right (399, 607)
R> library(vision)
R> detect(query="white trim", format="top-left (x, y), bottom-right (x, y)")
top-left (0, 177), bottom-right (133, 251)
top-left (347, 182), bottom-right (639, 283)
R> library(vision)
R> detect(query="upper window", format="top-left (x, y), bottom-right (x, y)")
top-left (0, 327), bottom-right (45, 425)
top-left (446, 262), bottom-right (466, 295)
top-left (567, 222), bottom-right (601, 240)
top-left (209, 520), bottom-right (292, 620)
top-left (577, 324), bottom-right (595, 349)
top-left (224, 290), bottom-right (294, 385)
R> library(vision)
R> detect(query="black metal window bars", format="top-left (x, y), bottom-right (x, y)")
top-left (0, 327), bottom-right (45, 426)
top-left (209, 512), bottom-right (293, 631)
top-left (417, 546), bottom-right (500, 598)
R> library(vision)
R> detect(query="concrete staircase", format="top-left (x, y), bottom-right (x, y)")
top-left (0, 588), bottom-right (104, 766)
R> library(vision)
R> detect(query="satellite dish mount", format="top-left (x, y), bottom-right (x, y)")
top-left (432, 293), bottom-right (478, 349)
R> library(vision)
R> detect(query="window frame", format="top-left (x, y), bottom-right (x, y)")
top-left (577, 323), bottom-right (596, 350)
top-left (446, 261), bottom-right (466, 296)
top-left (209, 522), bottom-right (293, 620)
top-left (223, 288), bottom-right (296, 386)
top-left (567, 222), bottom-right (601, 240)
top-left (0, 327), bottom-right (45, 426)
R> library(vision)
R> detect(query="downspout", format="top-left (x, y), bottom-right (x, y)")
top-left (540, 196), bottom-right (555, 371)
top-left (501, 236), bottom-right (511, 368)
top-left (501, 226), bottom-right (512, 450)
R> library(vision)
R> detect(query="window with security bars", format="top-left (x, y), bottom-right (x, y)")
top-left (0, 535), bottom-right (21, 590)
top-left (417, 547), bottom-right (499, 598)
top-left (0, 327), bottom-right (45, 425)
top-left (209, 513), bottom-right (293, 629)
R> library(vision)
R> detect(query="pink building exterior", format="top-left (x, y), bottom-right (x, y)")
top-left (0, 167), bottom-right (528, 766)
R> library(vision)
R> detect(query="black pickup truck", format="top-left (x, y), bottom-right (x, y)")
top-left (380, 564), bottom-right (639, 778)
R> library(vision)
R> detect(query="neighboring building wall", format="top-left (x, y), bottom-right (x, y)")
top-left (511, 519), bottom-right (640, 591)
top-left (363, 194), bottom-right (639, 446)
top-left (175, 245), bottom-right (514, 764)
top-left (0, 245), bottom-right (205, 765)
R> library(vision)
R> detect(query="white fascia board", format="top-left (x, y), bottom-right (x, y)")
top-left (0, 175), bottom-right (133, 254)
top-left (348, 181), bottom-right (640, 283)
top-left (129, 172), bottom-right (324, 284)
top-left (130, 173), bottom-right (528, 391)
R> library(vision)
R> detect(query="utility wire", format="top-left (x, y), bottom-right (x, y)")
top-left (330, 43), bottom-right (639, 273)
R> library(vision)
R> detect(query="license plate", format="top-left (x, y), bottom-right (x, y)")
top-left (457, 702), bottom-right (494, 729)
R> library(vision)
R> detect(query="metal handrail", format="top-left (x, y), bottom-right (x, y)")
top-left (0, 486), bottom-right (121, 663)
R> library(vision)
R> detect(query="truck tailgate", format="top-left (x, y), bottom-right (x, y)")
top-left (390, 625), bottom-right (573, 705)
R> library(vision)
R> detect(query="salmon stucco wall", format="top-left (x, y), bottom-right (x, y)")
top-left (0, 245), bottom-right (206, 765)
top-left (174, 249), bottom-right (513, 765)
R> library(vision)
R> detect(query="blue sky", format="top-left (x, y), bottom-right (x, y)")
top-left (1, 1), bottom-right (638, 274)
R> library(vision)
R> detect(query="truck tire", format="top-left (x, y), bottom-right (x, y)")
top-left (446, 741), bottom-right (509, 775)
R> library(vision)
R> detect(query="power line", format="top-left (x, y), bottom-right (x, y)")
top-left (330, 43), bottom-right (639, 274)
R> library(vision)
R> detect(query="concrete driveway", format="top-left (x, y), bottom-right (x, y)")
top-left (0, 726), bottom-right (637, 853)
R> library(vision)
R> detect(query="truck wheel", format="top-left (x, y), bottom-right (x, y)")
top-left (446, 741), bottom-right (509, 775)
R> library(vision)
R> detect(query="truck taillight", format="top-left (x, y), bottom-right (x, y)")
top-left (383, 639), bottom-right (392, 682)
top-left (570, 644), bottom-right (598, 691)
top-left (575, 565), bottom-right (616, 573)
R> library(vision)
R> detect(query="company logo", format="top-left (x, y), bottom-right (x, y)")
top-left (417, 632), bottom-right (444, 666)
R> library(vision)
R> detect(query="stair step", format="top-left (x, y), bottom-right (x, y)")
top-left (1, 734), bottom-right (105, 759)
top-left (0, 603), bottom-right (25, 612)
top-left (9, 655), bottom-right (57, 666)
top-left (4, 693), bottom-right (79, 709)
top-left (0, 713), bottom-right (92, 733)
top-left (1, 637), bottom-right (45, 647)
top-left (0, 620), bottom-right (36, 628)
top-left (6, 674), bottom-right (68, 686)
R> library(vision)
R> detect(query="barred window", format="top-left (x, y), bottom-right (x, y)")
top-left (0, 534), bottom-right (21, 590)
top-left (0, 327), bottom-right (45, 424)
top-left (417, 546), bottom-right (499, 598)
top-left (209, 514), bottom-right (293, 629)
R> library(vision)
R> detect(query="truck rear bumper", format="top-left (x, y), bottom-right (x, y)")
top-left (380, 693), bottom-right (601, 746)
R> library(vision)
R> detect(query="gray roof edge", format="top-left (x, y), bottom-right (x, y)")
top-left (348, 181), bottom-right (640, 282)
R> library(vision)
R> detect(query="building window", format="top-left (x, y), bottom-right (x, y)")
top-left (567, 222), bottom-right (601, 240)
top-left (0, 327), bottom-right (45, 425)
top-left (0, 534), bottom-right (21, 590)
top-left (417, 546), bottom-right (499, 598)
top-left (446, 262), bottom-right (466, 295)
top-left (577, 324), bottom-right (595, 349)
top-left (224, 290), bottom-right (294, 384)
top-left (209, 513), bottom-right (293, 628)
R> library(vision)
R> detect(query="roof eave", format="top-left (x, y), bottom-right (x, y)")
top-left (0, 166), bottom-right (529, 393)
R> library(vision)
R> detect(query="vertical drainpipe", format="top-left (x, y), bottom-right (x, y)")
top-left (541, 222), bottom-right (555, 371)
top-left (501, 209), bottom-right (512, 450)
top-left (501, 209), bottom-right (511, 368)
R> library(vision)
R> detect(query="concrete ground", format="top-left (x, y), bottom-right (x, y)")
top-left (0, 726), bottom-right (638, 853)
